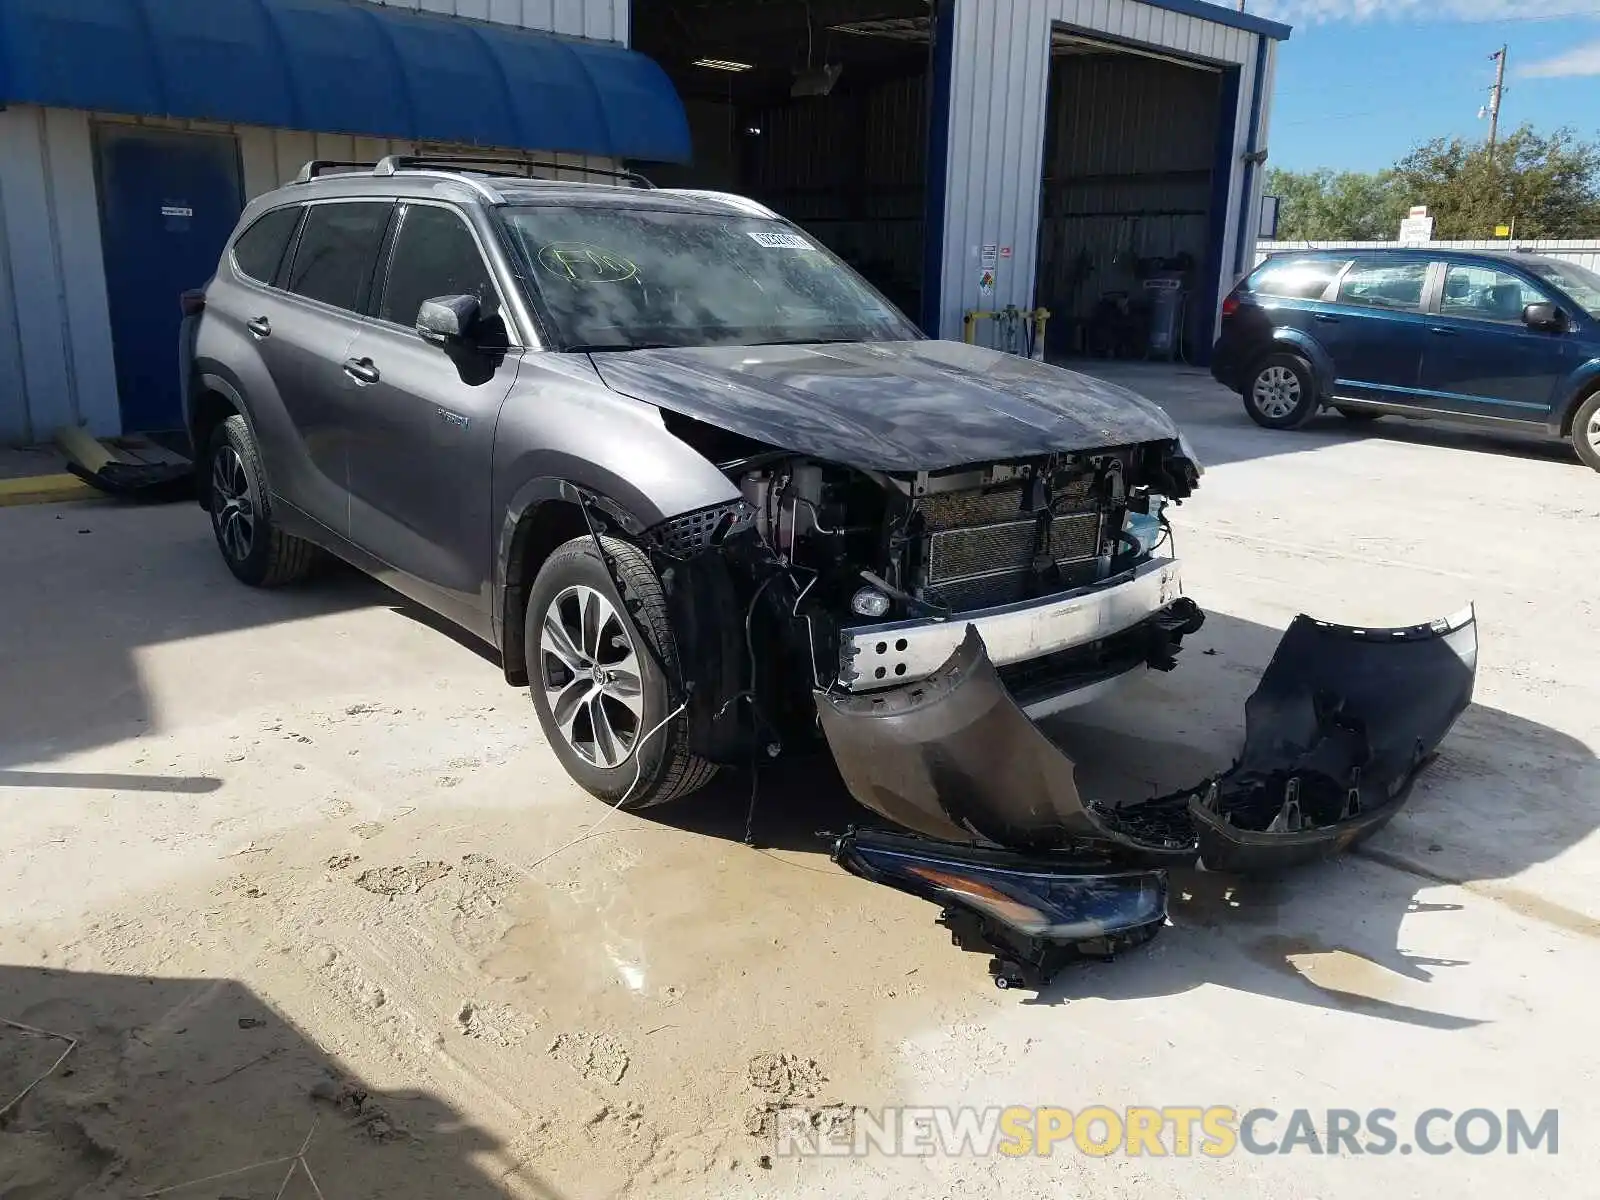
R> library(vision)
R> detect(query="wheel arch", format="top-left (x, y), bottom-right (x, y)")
top-left (1551, 361), bottom-right (1600, 437)
top-left (1265, 330), bottom-right (1334, 398)
top-left (190, 374), bottom-right (266, 509)
top-left (497, 479), bottom-right (652, 688)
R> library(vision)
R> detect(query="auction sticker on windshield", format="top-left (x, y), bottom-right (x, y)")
top-left (748, 230), bottom-right (812, 250)
top-left (537, 242), bottom-right (638, 283)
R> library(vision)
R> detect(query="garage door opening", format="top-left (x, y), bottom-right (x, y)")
top-left (1035, 27), bottom-right (1230, 365)
top-left (633, 2), bottom-right (934, 324)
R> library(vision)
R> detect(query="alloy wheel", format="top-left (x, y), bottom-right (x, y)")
top-left (539, 584), bottom-right (645, 769)
top-left (1587, 408), bottom-right (1600, 456)
top-left (212, 445), bottom-right (256, 563)
top-left (1252, 365), bottom-right (1302, 420)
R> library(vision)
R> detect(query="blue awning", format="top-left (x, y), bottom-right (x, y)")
top-left (0, 0), bottom-right (691, 163)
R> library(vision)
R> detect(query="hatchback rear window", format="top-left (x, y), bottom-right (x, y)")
top-left (1248, 257), bottom-right (1345, 300)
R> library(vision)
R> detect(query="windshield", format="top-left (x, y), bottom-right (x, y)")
top-left (1523, 257), bottom-right (1600, 319)
top-left (497, 204), bottom-right (920, 351)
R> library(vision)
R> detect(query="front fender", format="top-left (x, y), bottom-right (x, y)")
top-left (1549, 358), bottom-right (1600, 436)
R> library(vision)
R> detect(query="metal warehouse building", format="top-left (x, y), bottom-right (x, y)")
top-left (0, 0), bottom-right (1288, 444)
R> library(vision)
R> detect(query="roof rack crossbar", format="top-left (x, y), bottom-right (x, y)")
top-left (372, 154), bottom-right (655, 189)
top-left (294, 160), bottom-right (379, 183)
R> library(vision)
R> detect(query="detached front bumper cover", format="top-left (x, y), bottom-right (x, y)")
top-left (818, 605), bottom-right (1477, 984)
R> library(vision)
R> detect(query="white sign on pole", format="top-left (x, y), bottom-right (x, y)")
top-left (1398, 215), bottom-right (1435, 245)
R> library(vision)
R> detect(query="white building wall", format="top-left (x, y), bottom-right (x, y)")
top-left (0, 107), bottom-right (122, 441)
top-left (937, 0), bottom-right (1267, 340)
top-left (0, 0), bottom-right (633, 443)
top-left (364, 0), bottom-right (628, 43)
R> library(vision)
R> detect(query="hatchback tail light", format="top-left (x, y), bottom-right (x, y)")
top-left (1221, 293), bottom-right (1241, 319)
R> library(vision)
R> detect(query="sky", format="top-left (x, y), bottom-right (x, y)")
top-left (1255, 1), bottom-right (1600, 173)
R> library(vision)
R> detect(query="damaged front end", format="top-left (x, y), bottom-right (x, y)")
top-left (819, 609), bottom-right (1477, 987)
top-left (634, 429), bottom-right (1204, 767)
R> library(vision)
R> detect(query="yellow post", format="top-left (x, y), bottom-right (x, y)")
top-left (1031, 308), bottom-right (1051, 360)
top-left (963, 310), bottom-right (978, 344)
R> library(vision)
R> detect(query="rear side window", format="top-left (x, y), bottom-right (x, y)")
top-left (378, 204), bottom-right (498, 327)
top-left (286, 202), bottom-right (392, 313)
top-left (1249, 257), bottom-right (1345, 300)
top-left (232, 207), bottom-right (302, 285)
top-left (1337, 258), bottom-right (1428, 312)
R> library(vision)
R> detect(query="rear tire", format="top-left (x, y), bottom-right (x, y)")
top-left (525, 535), bottom-right (717, 810)
top-left (1572, 390), bottom-right (1600, 473)
top-left (206, 414), bottom-right (317, 587)
top-left (1243, 353), bottom-right (1319, 430)
top-left (1336, 406), bottom-right (1382, 422)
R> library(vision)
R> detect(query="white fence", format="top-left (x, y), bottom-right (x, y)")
top-left (1255, 239), bottom-right (1600, 273)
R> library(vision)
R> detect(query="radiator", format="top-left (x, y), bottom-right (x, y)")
top-left (918, 482), bottom-right (1105, 612)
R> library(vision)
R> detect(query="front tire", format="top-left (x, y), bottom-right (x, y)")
top-left (1572, 390), bottom-right (1600, 473)
top-left (525, 535), bottom-right (717, 809)
top-left (207, 414), bottom-right (317, 587)
top-left (1243, 353), bottom-right (1319, 430)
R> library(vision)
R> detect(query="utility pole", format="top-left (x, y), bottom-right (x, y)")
top-left (1487, 45), bottom-right (1507, 155)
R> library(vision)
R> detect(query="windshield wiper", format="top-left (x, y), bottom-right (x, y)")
top-left (564, 342), bottom-right (676, 354)
top-left (744, 337), bottom-right (867, 347)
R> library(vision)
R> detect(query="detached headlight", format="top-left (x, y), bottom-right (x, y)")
top-left (1177, 430), bottom-right (1205, 475)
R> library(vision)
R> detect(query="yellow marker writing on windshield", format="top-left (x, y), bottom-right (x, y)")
top-left (537, 242), bottom-right (638, 283)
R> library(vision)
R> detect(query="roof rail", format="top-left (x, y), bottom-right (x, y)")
top-left (293, 160), bottom-right (378, 183)
top-left (371, 154), bottom-right (655, 189)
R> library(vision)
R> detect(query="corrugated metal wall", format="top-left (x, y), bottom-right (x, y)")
top-left (938, 0), bottom-right (1265, 341)
top-left (1256, 240), bottom-right (1600, 273)
top-left (362, 0), bottom-right (628, 43)
top-left (0, 0), bottom-right (631, 443)
top-left (1035, 52), bottom-right (1221, 349)
top-left (747, 74), bottom-right (928, 320)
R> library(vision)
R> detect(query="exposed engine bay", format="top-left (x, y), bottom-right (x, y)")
top-left (635, 434), bottom-right (1204, 751)
top-left (577, 420), bottom-right (1475, 992)
top-left (731, 444), bottom-right (1192, 623)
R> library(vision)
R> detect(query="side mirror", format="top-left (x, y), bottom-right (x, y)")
top-left (417, 294), bottom-right (481, 345)
top-left (1523, 301), bottom-right (1568, 333)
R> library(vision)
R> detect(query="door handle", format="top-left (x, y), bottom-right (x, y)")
top-left (246, 317), bottom-right (271, 339)
top-left (343, 357), bottom-right (380, 385)
top-left (1428, 327), bottom-right (1457, 336)
top-left (1313, 313), bottom-right (1340, 323)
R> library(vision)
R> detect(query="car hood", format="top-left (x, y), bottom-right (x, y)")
top-left (590, 340), bottom-right (1180, 473)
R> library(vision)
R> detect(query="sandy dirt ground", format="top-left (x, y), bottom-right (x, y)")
top-left (2, 364), bottom-right (1597, 1198)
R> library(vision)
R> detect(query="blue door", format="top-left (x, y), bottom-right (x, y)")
top-left (95, 127), bottom-right (243, 431)
top-left (1415, 260), bottom-right (1578, 422)
top-left (1313, 255), bottom-right (1433, 403)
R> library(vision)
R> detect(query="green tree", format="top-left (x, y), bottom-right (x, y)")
top-left (1266, 167), bottom-right (1409, 240)
top-left (1392, 125), bottom-right (1600, 239)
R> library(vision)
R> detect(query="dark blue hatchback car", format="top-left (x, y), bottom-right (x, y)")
top-left (1211, 248), bottom-right (1600, 470)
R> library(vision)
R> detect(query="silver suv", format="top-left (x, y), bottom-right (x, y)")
top-left (182, 157), bottom-right (1479, 987)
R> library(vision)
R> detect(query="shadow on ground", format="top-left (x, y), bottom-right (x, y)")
top-left (0, 964), bottom-right (558, 1199)
top-left (650, 608), bottom-right (1598, 1029)
top-left (0, 504), bottom-right (388, 770)
top-left (1070, 359), bottom-right (1591, 472)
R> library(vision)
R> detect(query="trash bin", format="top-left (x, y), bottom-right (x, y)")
top-left (1143, 275), bottom-right (1185, 361)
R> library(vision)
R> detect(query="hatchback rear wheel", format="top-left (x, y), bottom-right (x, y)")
top-left (1243, 353), bottom-right (1319, 430)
